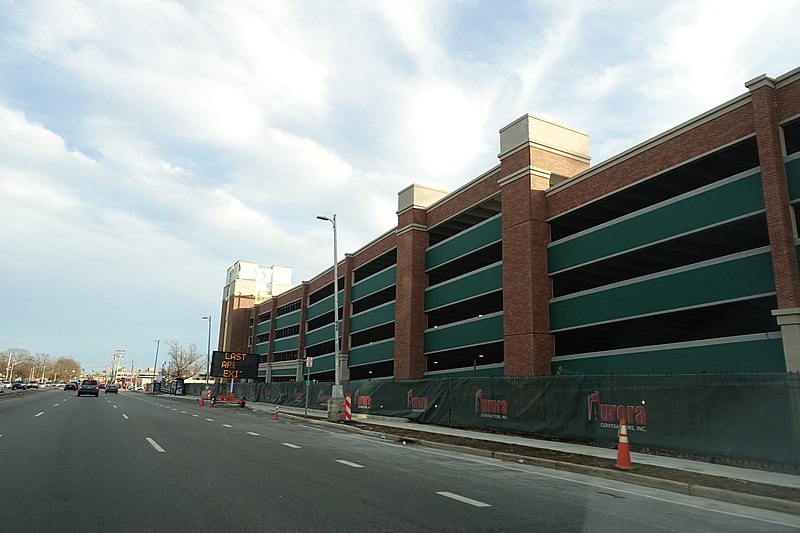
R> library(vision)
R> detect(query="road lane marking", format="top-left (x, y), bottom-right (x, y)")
top-left (53, 404), bottom-right (59, 407)
top-left (192, 414), bottom-right (198, 417)
top-left (122, 414), bottom-right (129, 419)
top-left (146, 437), bottom-right (166, 453)
top-left (436, 492), bottom-right (491, 508)
top-left (247, 432), bottom-right (260, 436)
top-left (181, 411), bottom-right (187, 414)
top-left (35, 412), bottom-right (44, 417)
top-left (335, 460), bottom-right (364, 468)
top-left (113, 405), bottom-right (117, 409)
top-left (205, 418), bottom-right (214, 421)
top-left (282, 443), bottom-right (301, 449)
top-left (298, 424), bottom-right (327, 432)
top-left (172, 408), bottom-right (178, 411)
top-left (222, 424), bottom-right (233, 428)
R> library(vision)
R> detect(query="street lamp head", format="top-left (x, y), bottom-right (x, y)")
top-left (316, 215), bottom-right (329, 221)
top-left (201, 316), bottom-right (210, 320)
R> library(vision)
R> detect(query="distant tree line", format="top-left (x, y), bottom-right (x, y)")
top-left (1, 348), bottom-right (81, 382)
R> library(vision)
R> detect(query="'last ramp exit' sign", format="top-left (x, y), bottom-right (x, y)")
top-left (210, 351), bottom-right (259, 379)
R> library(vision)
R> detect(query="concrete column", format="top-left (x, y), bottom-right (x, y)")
top-left (747, 75), bottom-right (800, 373)
top-left (772, 309), bottom-right (800, 372)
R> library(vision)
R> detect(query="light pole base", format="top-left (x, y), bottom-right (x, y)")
top-left (327, 397), bottom-right (345, 422)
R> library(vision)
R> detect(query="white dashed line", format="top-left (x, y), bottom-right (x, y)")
top-left (335, 460), bottom-right (364, 468)
top-left (35, 412), bottom-right (44, 417)
top-left (146, 437), bottom-right (166, 453)
top-left (181, 411), bottom-right (187, 414)
top-left (192, 414), bottom-right (198, 417)
top-left (247, 432), bottom-right (260, 436)
top-left (205, 418), bottom-right (214, 422)
top-left (222, 424), bottom-right (233, 428)
top-left (172, 408), bottom-right (178, 411)
top-left (436, 492), bottom-right (490, 508)
top-left (113, 405), bottom-right (117, 409)
top-left (54, 404), bottom-right (60, 407)
top-left (122, 414), bottom-right (129, 419)
top-left (282, 443), bottom-right (301, 449)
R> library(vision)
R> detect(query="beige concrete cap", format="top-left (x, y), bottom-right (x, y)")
top-left (397, 184), bottom-right (449, 212)
top-left (499, 114), bottom-right (589, 162)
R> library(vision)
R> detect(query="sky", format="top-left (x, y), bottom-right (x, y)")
top-left (1, 0), bottom-right (799, 374)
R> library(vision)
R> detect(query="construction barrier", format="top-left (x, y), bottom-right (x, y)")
top-left (344, 393), bottom-right (352, 422)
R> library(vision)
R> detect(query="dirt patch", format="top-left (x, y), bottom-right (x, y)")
top-left (353, 423), bottom-right (800, 502)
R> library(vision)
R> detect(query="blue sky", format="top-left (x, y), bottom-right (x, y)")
top-left (1, 0), bottom-right (799, 374)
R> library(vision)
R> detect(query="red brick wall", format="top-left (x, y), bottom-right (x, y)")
top-left (777, 78), bottom-right (800, 122)
top-left (750, 84), bottom-right (800, 308)
top-left (547, 105), bottom-right (756, 218)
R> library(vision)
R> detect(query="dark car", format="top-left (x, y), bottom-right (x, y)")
top-left (64, 382), bottom-right (77, 391)
top-left (77, 379), bottom-right (100, 397)
top-left (105, 384), bottom-right (119, 393)
top-left (11, 382), bottom-right (27, 390)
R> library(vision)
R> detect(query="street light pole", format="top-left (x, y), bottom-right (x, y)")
top-left (201, 315), bottom-right (212, 384)
top-left (151, 340), bottom-right (160, 394)
top-left (317, 214), bottom-right (341, 397)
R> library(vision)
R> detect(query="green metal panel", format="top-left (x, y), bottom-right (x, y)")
top-left (305, 325), bottom-right (334, 347)
top-left (305, 354), bottom-right (335, 374)
top-left (351, 266), bottom-right (396, 302)
top-left (274, 309), bottom-right (301, 328)
top-left (552, 336), bottom-right (786, 374)
top-left (425, 366), bottom-right (504, 378)
top-left (549, 171), bottom-right (764, 273)
top-left (272, 336), bottom-right (299, 352)
top-left (424, 314), bottom-right (504, 354)
top-left (307, 290), bottom-right (344, 320)
top-left (787, 157), bottom-right (800, 201)
top-left (426, 215), bottom-right (502, 270)
top-left (254, 343), bottom-right (269, 356)
top-left (271, 367), bottom-right (297, 377)
top-left (258, 369), bottom-right (266, 377)
top-left (550, 250), bottom-right (775, 331)
top-left (349, 302), bottom-right (396, 333)
top-left (348, 339), bottom-right (395, 367)
top-left (425, 263), bottom-right (502, 311)
top-left (256, 321), bottom-right (271, 335)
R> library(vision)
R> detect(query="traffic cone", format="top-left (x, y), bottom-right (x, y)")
top-left (200, 395), bottom-right (205, 407)
top-left (615, 419), bottom-right (633, 470)
top-left (273, 406), bottom-right (279, 421)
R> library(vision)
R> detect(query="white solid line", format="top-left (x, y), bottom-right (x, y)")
top-left (222, 424), bottom-right (233, 428)
top-left (335, 460), bottom-right (364, 468)
top-left (205, 418), bottom-right (214, 421)
top-left (247, 432), bottom-right (260, 436)
top-left (282, 443), bottom-right (301, 449)
top-left (146, 437), bottom-right (166, 453)
top-left (35, 412), bottom-right (44, 417)
top-left (436, 492), bottom-right (491, 508)
top-left (122, 414), bottom-right (129, 419)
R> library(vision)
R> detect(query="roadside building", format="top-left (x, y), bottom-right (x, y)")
top-left (234, 66), bottom-right (800, 381)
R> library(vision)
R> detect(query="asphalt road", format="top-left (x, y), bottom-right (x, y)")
top-left (2, 390), bottom-right (799, 533)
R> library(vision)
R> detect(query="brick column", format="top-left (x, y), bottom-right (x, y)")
top-left (747, 75), bottom-right (800, 371)
top-left (497, 114), bottom-right (590, 376)
top-left (296, 282), bottom-right (309, 381)
top-left (500, 168), bottom-right (553, 375)
top-left (394, 207), bottom-right (428, 379)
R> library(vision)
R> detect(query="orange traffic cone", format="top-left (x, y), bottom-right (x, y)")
top-left (273, 406), bottom-right (279, 421)
top-left (615, 419), bottom-right (633, 470)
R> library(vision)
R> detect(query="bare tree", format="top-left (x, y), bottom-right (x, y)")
top-left (1, 348), bottom-right (32, 381)
top-left (166, 340), bottom-right (203, 378)
top-left (53, 357), bottom-right (81, 382)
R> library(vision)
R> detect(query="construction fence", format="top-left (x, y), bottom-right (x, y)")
top-left (183, 373), bottom-right (800, 471)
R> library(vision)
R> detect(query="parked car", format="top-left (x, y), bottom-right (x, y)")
top-left (11, 382), bottom-right (27, 390)
top-left (105, 384), bottom-right (119, 393)
top-left (27, 382), bottom-right (39, 389)
top-left (77, 379), bottom-right (100, 397)
top-left (64, 382), bottom-right (77, 391)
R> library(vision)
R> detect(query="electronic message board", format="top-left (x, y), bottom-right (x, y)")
top-left (211, 351), bottom-right (259, 379)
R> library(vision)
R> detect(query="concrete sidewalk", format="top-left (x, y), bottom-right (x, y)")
top-left (153, 392), bottom-right (800, 513)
